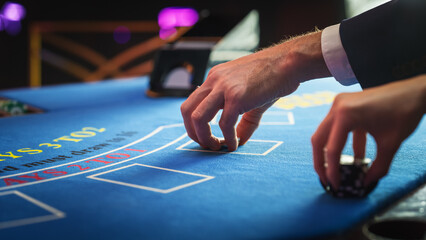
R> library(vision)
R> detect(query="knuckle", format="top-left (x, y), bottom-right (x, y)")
top-left (241, 117), bottom-right (259, 129)
top-left (191, 111), bottom-right (203, 123)
top-left (333, 92), bottom-right (349, 103)
top-left (180, 102), bottom-right (190, 116)
top-left (205, 74), bottom-right (215, 83)
top-left (227, 87), bottom-right (243, 101)
top-left (242, 112), bottom-right (261, 126)
top-left (333, 93), bottom-right (345, 102)
top-left (206, 69), bottom-right (221, 83)
top-left (334, 103), bottom-right (350, 116)
top-left (209, 65), bottom-right (219, 74)
top-left (332, 93), bottom-right (353, 113)
top-left (331, 94), bottom-right (344, 108)
top-left (210, 64), bottom-right (220, 72)
top-left (311, 133), bottom-right (320, 146)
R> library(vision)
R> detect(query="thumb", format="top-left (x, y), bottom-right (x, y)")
top-left (237, 103), bottom-right (273, 145)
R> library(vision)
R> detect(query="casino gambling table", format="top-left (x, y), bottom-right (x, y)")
top-left (0, 76), bottom-right (425, 239)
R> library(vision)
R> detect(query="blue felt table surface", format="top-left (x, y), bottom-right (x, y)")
top-left (0, 77), bottom-right (424, 239)
top-left (0, 77), bottom-right (149, 111)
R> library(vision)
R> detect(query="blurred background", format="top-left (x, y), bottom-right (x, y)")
top-left (0, 0), bottom-right (387, 90)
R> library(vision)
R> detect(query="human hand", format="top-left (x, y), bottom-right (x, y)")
top-left (181, 31), bottom-right (330, 151)
top-left (311, 75), bottom-right (426, 190)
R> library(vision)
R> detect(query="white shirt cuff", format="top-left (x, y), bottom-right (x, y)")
top-left (321, 24), bottom-right (358, 86)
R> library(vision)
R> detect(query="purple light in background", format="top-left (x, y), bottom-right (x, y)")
top-left (4, 19), bottom-right (21, 35)
top-left (0, 16), bottom-right (3, 31)
top-left (159, 28), bottom-right (177, 40)
top-left (158, 7), bottom-right (198, 29)
top-left (2, 2), bottom-right (26, 21)
top-left (113, 26), bottom-right (131, 44)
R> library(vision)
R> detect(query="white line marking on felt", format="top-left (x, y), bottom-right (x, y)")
top-left (0, 124), bottom-right (185, 181)
top-left (0, 131), bottom-right (188, 191)
top-left (163, 123), bottom-right (185, 128)
top-left (262, 141), bottom-right (283, 155)
top-left (0, 190), bottom-right (65, 229)
top-left (176, 139), bottom-right (283, 156)
top-left (87, 163), bottom-right (214, 194)
top-left (0, 125), bottom-right (167, 180)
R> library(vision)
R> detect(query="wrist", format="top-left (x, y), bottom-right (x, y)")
top-left (280, 31), bottom-right (331, 83)
top-left (402, 74), bottom-right (426, 114)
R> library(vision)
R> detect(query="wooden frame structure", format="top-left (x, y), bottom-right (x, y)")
top-left (29, 21), bottom-right (191, 87)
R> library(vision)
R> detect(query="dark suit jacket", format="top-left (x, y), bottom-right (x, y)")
top-left (340, 0), bottom-right (426, 88)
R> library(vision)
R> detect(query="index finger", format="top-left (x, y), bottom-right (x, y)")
top-left (191, 91), bottom-right (224, 150)
top-left (219, 104), bottom-right (240, 151)
top-left (181, 86), bottom-right (211, 144)
top-left (311, 113), bottom-right (333, 185)
top-left (325, 116), bottom-right (351, 190)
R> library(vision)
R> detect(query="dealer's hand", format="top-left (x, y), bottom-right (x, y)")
top-left (181, 31), bottom-right (331, 151)
top-left (312, 75), bottom-right (426, 190)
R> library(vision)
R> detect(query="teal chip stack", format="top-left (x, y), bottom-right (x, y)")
top-left (0, 99), bottom-right (28, 116)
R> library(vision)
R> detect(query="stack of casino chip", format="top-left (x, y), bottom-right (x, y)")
top-left (0, 99), bottom-right (28, 116)
top-left (321, 155), bottom-right (378, 198)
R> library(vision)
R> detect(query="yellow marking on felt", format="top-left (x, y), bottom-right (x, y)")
top-left (53, 136), bottom-right (83, 143)
top-left (274, 91), bottom-right (337, 110)
top-left (0, 152), bottom-right (22, 160)
top-left (17, 148), bottom-right (43, 154)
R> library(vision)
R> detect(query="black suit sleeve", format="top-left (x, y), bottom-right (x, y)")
top-left (340, 0), bottom-right (426, 89)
